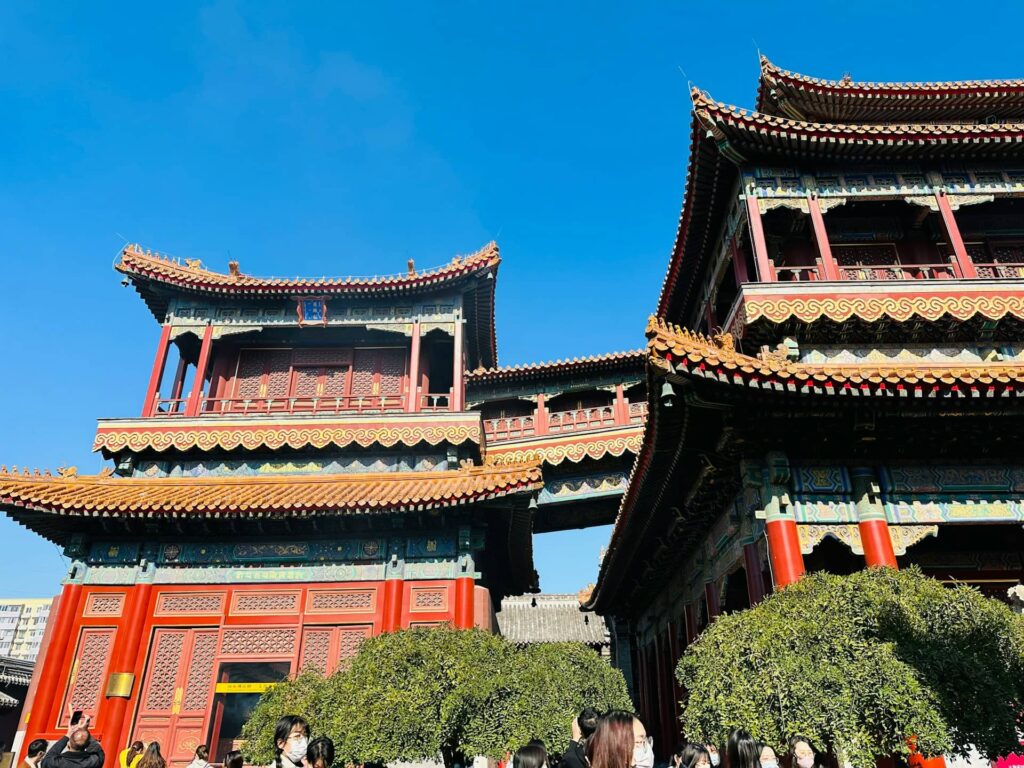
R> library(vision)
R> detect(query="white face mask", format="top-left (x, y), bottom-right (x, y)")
top-left (710, 755), bottom-right (720, 767)
top-left (633, 741), bottom-right (655, 768)
top-left (762, 762), bottom-right (779, 768)
top-left (286, 738), bottom-right (308, 764)
top-left (797, 757), bottom-right (814, 768)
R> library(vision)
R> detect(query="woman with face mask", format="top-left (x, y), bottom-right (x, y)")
top-left (787, 736), bottom-right (820, 768)
top-left (727, 730), bottom-right (761, 768)
top-left (586, 711), bottom-right (653, 768)
top-left (758, 744), bottom-right (780, 768)
top-left (704, 745), bottom-right (721, 768)
top-left (673, 744), bottom-right (711, 768)
top-left (273, 715), bottom-right (310, 768)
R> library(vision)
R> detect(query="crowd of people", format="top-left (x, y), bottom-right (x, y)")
top-left (21, 708), bottom-right (824, 768)
top-left (515, 709), bottom-right (825, 768)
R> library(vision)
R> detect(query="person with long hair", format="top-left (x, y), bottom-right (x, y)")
top-left (273, 715), bottom-right (310, 768)
top-left (513, 743), bottom-right (548, 768)
top-left (186, 745), bottom-right (210, 768)
top-left (727, 730), bottom-right (761, 768)
top-left (788, 736), bottom-right (821, 768)
top-left (119, 742), bottom-right (145, 768)
top-left (758, 743), bottom-right (780, 768)
top-left (306, 738), bottom-right (334, 768)
top-left (224, 751), bottom-right (244, 768)
top-left (586, 711), bottom-right (653, 768)
top-left (137, 743), bottom-right (166, 768)
top-left (673, 744), bottom-right (711, 768)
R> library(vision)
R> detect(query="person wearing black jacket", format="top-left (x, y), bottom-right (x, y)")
top-left (559, 708), bottom-right (600, 768)
top-left (41, 717), bottom-right (104, 768)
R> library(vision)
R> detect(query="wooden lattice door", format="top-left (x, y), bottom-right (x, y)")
top-left (351, 348), bottom-right (406, 398)
top-left (134, 629), bottom-right (219, 765)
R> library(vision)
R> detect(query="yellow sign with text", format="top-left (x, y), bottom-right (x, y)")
top-left (214, 682), bottom-right (276, 694)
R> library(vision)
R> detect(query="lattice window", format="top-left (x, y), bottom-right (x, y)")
top-left (220, 628), bottom-right (297, 656)
top-left (379, 349), bottom-right (405, 395)
top-left (143, 631), bottom-right (186, 711)
top-left (83, 593), bottom-right (125, 617)
top-left (293, 348), bottom-right (349, 366)
top-left (235, 351), bottom-right (268, 398)
top-left (292, 368), bottom-right (321, 397)
top-left (63, 629), bottom-right (114, 724)
top-left (232, 592), bottom-right (300, 614)
top-left (411, 589), bottom-right (446, 611)
top-left (264, 351), bottom-right (291, 397)
top-left (352, 350), bottom-right (376, 396)
top-left (338, 626), bottom-right (372, 663)
top-left (308, 590), bottom-right (374, 613)
top-left (300, 630), bottom-right (333, 673)
top-left (322, 367), bottom-right (348, 396)
top-left (155, 593), bottom-right (224, 615)
top-left (182, 632), bottom-right (218, 712)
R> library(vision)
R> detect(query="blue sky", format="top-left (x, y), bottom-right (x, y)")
top-left (2, 2), bottom-right (1024, 598)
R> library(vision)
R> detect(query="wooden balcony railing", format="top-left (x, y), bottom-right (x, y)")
top-left (152, 394), bottom-right (411, 416)
top-left (482, 401), bottom-right (648, 442)
top-left (419, 392), bottom-right (453, 412)
top-left (548, 405), bottom-right (616, 433)
top-left (837, 262), bottom-right (959, 281)
top-left (483, 415), bottom-right (536, 440)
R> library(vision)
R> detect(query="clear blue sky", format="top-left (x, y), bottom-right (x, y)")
top-left (2, 2), bottom-right (1023, 598)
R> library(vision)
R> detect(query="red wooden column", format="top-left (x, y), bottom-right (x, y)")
top-left (382, 579), bottom-right (405, 632)
top-left (743, 541), bottom-right (767, 606)
top-left (25, 583), bottom-right (83, 743)
top-left (613, 384), bottom-right (628, 425)
top-left (766, 518), bottom-right (805, 588)
top-left (704, 582), bottom-right (721, 621)
top-left (934, 191), bottom-right (978, 278)
top-left (807, 196), bottom-right (842, 281)
top-left (453, 577), bottom-right (475, 629)
top-left (683, 602), bottom-right (698, 644)
top-left (452, 316), bottom-right (465, 412)
top-left (142, 324), bottom-right (172, 416)
top-left (729, 237), bottom-right (750, 285)
top-left (745, 196), bottom-right (776, 282)
top-left (99, 582), bottom-right (153, 758)
top-left (534, 393), bottom-right (549, 435)
top-left (169, 357), bottom-right (187, 401)
top-left (851, 467), bottom-right (898, 569)
top-left (406, 320), bottom-right (421, 413)
top-left (184, 325), bottom-right (214, 417)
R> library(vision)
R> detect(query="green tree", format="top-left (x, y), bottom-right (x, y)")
top-left (676, 568), bottom-right (1024, 768)
top-left (242, 626), bottom-right (632, 767)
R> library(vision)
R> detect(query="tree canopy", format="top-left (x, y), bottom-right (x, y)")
top-left (676, 567), bottom-right (1024, 768)
top-left (242, 626), bottom-right (632, 767)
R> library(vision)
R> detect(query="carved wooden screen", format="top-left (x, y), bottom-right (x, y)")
top-left (59, 628), bottom-right (115, 727)
top-left (298, 625), bottom-right (372, 675)
top-left (233, 350), bottom-right (292, 399)
top-left (351, 349), bottom-right (406, 397)
top-left (134, 629), bottom-right (219, 765)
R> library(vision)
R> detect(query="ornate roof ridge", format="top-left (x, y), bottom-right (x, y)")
top-left (466, 349), bottom-right (645, 381)
top-left (646, 315), bottom-right (1024, 385)
top-left (760, 55), bottom-right (1024, 95)
top-left (694, 88), bottom-right (1024, 135)
top-left (116, 241), bottom-right (500, 293)
top-left (0, 461), bottom-right (543, 517)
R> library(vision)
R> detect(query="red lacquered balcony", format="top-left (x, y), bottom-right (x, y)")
top-left (481, 398), bottom-right (648, 443)
top-left (150, 389), bottom-right (456, 417)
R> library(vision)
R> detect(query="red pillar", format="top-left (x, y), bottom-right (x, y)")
top-left (535, 393), bottom-right (549, 435)
top-left (807, 196), bottom-right (841, 281)
top-left (729, 237), bottom-right (750, 285)
top-left (745, 196), bottom-right (776, 282)
top-left (613, 384), bottom-right (628, 425)
top-left (169, 357), bottom-right (187, 401)
top-left (860, 519), bottom-right (898, 568)
top-left (934, 191), bottom-right (978, 278)
top-left (765, 519), bottom-right (805, 588)
top-left (26, 583), bottom-right (82, 742)
top-left (452, 317), bottom-right (465, 412)
top-left (454, 578), bottom-right (474, 629)
top-left (142, 324), bottom-right (172, 416)
top-left (743, 542), bottom-right (767, 606)
top-left (99, 583), bottom-right (152, 758)
top-left (683, 602), bottom-right (698, 644)
top-left (185, 325), bottom-right (214, 417)
top-left (406, 321), bottom-right (421, 412)
top-left (382, 579), bottom-right (404, 632)
top-left (704, 582), bottom-right (721, 621)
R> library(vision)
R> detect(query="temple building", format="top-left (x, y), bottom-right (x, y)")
top-left (585, 59), bottom-right (1024, 757)
top-left (1, 244), bottom-right (643, 767)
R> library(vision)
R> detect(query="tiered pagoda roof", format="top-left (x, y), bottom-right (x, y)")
top-left (658, 70), bottom-right (1024, 324)
top-left (757, 56), bottom-right (1024, 123)
top-left (0, 462), bottom-right (542, 543)
top-left (118, 242), bottom-right (501, 369)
